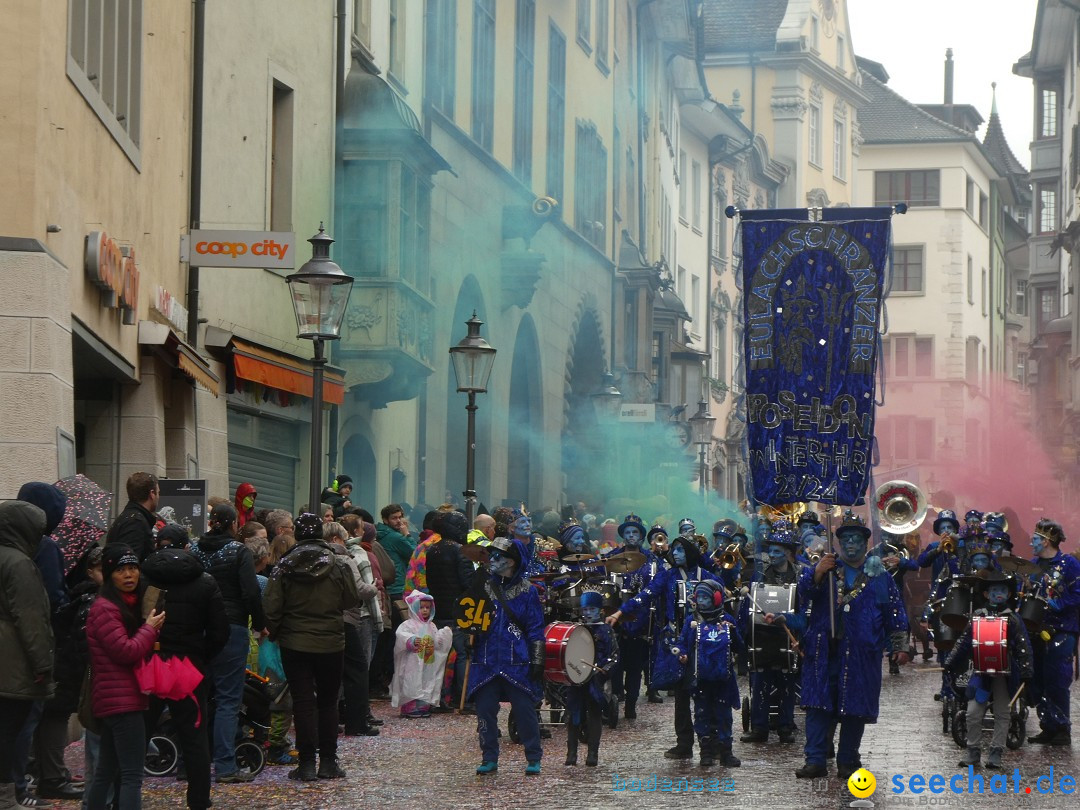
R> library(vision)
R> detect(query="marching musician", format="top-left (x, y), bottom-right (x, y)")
top-left (796, 511), bottom-right (826, 566)
top-left (1027, 518), bottom-right (1080, 747)
top-left (986, 526), bottom-right (1012, 559)
top-left (468, 537), bottom-right (545, 776)
top-left (672, 581), bottom-right (744, 767)
top-left (785, 511), bottom-right (909, 781)
top-left (508, 505), bottom-right (547, 578)
top-left (739, 521), bottom-right (805, 744)
top-left (604, 514), bottom-right (655, 719)
top-left (644, 524), bottom-right (670, 705)
top-left (554, 521), bottom-right (596, 580)
top-left (564, 590), bottom-right (618, 767)
top-left (964, 537), bottom-right (997, 576)
top-left (711, 518), bottom-right (744, 593)
top-left (920, 509), bottom-right (964, 698)
top-left (677, 518), bottom-right (697, 544)
top-left (881, 530), bottom-right (920, 673)
top-left (945, 569), bottom-right (1033, 770)
top-left (606, 534), bottom-right (720, 761)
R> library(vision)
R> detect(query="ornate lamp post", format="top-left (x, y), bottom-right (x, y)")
top-left (287, 225), bottom-right (354, 513)
top-left (449, 312), bottom-right (497, 524)
top-left (688, 399), bottom-right (716, 500)
top-left (591, 370), bottom-right (623, 423)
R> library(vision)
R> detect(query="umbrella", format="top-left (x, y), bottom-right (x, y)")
top-left (52, 474), bottom-right (113, 575)
top-left (135, 655), bottom-right (206, 725)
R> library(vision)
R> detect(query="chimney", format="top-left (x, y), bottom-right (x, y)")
top-left (944, 48), bottom-right (954, 105)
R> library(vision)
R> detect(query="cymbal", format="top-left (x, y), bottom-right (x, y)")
top-left (996, 557), bottom-right (1041, 576)
top-left (603, 551), bottom-right (647, 573)
top-left (461, 543), bottom-right (490, 563)
top-left (562, 554), bottom-right (598, 562)
top-left (954, 575), bottom-right (988, 588)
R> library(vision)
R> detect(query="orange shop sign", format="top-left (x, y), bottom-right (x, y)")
top-left (180, 230), bottom-right (295, 269)
top-left (85, 231), bottom-right (140, 323)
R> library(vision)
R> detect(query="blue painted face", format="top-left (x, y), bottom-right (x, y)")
top-left (799, 525), bottom-right (818, 548)
top-left (488, 550), bottom-right (516, 579)
top-left (767, 545), bottom-right (788, 566)
top-left (622, 526), bottom-right (642, 547)
top-left (1032, 534), bottom-right (1047, 555)
top-left (838, 531), bottom-right (867, 564)
top-left (695, 588), bottom-right (717, 612)
top-left (679, 522), bottom-right (695, 539)
top-left (512, 515), bottom-right (532, 538)
top-left (564, 529), bottom-right (587, 554)
top-left (671, 544), bottom-right (687, 567)
top-left (986, 584), bottom-right (1011, 606)
top-left (581, 605), bottom-right (603, 623)
top-left (990, 541), bottom-right (1005, 556)
top-left (970, 553), bottom-right (991, 572)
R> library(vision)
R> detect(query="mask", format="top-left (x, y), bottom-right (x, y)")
top-left (488, 550), bottom-right (516, 579)
top-left (970, 554), bottom-right (991, 572)
top-left (986, 584), bottom-right (1011, 606)
top-left (242, 496), bottom-right (255, 510)
top-left (622, 527), bottom-right (642, 547)
top-left (581, 606), bottom-right (602, 623)
top-left (767, 545), bottom-right (788, 567)
top-left (671, 544), bottom-right (687, 567)
top-left (1032, 535), bottom-right (1047, 555)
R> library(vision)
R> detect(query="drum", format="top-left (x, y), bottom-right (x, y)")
top-left (928, 599), bottom-right (958, 651)
top-left (748, 583), bottom-right (798, 672)
top-left (1017, 594), bottom-right (1048, 633)
top-left (971, 616), bottom-right (1009, 675)
top-left (552, 581), bottom-right (619, 620)
top-left (940, 582), bottom-right (973, 630)
top-left (543, 622), bottom-right (595, 685)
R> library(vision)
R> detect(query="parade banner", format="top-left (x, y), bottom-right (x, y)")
top-left (740, 209), bottom-right (891, 506)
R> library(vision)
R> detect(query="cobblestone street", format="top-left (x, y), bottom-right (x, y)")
top-left (121, 656), bottom-right (1080, 810)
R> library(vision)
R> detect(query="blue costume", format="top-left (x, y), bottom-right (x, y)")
top-left (565, 591), bottom-right (618, 767)
top-left (672, 580), bottom-right (743, 766)
top-left (468, 538), bottom-right (546, 774)
top-left (604, 514), bottom-right (655, 718)
top-left (790, 513), bottom-right (908, 780)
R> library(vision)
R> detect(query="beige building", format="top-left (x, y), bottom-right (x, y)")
top-left (0, 1), bottom-right (206, 501)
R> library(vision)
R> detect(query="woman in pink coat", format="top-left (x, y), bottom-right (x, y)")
top-left (85, 545), bottom-right (165, 810)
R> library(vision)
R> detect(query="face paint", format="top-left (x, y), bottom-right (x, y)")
top-left (622, 526), bottom-right (642, 546)
top-left (671, 544), bottom-right (687, 567)
top-left (986, 584), bottom-right (1011, 606)
top-left (679, 524), bottom-right (694, 539)
top-left (695, 589), bottom-right (717, 612)
top-left (581, 606), bottom-right (603, 623)
top-left (990, 542), bottom-right (1004, 555)
top-left (242, 495), bottom-right (255, 510)
top-left (838, 532), bottom-right (866, 564)
top-left (564, 530), bottom-right (587, 554)
top-left (512, 515), bottom-right (532, 537)
top-left (971, 553), bottom-right (991, 572)
top-left (488, 550), bottom-right (516, 578)
top-left (1032, 534), bottom-right (1046, 555)
top-left (768, 545), bottom-right (788, 567)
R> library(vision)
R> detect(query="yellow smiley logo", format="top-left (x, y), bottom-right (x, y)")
top-left (848, 767), bottom-right (876, 798)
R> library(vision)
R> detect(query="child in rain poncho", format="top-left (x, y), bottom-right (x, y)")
top-left (391, 590), bottom-right (453, 717)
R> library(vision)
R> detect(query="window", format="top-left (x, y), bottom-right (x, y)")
top-left (596, 0), bottom-right (609, 71)
top-left (965, 337), bottom-right (979, 385)
top-left (891, 245), bottom-right (924, 293)
top-left (678, 150), bottom-right (687, 221)
top-left (576, 0), bottom-right (591, 52)
top-left (712, 320), bottom-right (727, 383)
top-left (883, 335), bottom-right (933, 379)
top-left (546, 26), bottom-right (566, 203)
top-left (270, 83), bottom-right (294, 231)
top-left (1039, 85), bottom-right (1059, 139)
top-left (1017, 351), bottom-right (1028, 387)
top-left (354, 0), bottom-right (372, 46)
top-left (879, 417), bottom-right (934, 463)
top-left (471, 0), bottom-right (496, 151)
top-left (1037, 182), bottom-right (1057, 234)
top-left (981, 269), bottom-right (988, 316)
top-left (691, 275), bottom-right (701, 328)
top-left (67, 0), bottom-right (143, 164)
top-left (677, 265), bottom-right (687, 302)
top-left (626, 146), bottom-right (636, 231)
top-left (624, 290), bottom-right (638, 370)
top-left (340, 162), bottom-right (387, 277)
top-left (389, 0), bottom-right (405, 80)
top-left (810, 14), bottom-right (820, 51)
top-left (965, 175), bottom-right (975, 216)
top-left (398, 167), bottom-right (432, 293)
top-left (425, 0), bottom-right (456, 115)
top-left (979, 192), bottom-right (988, 229)
top-left (711, 188), bottom-right (726, 260)
top-left (512, 0), bottom-right (536, 184)
top-left (833, 118), bottom-right (846, 180)
top-left (574, 120), bottom-right (607, 249)
top-left (967, 256), bottom-right (974, 304)
top-left (874, 170), bottom-right (940, 207)
top-left (837, 34), bottom-right (846, 71)
top-left (809, 103), bottom-right (822, 166)
top-left (691, 160), bottom-right (702, 231)
top-left (1015, 278), bottom-right (1028, 315)
top-left (1038, 287), bottom-right (1057, 333)
top-left (612, 126), bottom-right (621, 216)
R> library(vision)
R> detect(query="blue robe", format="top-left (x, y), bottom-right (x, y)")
top-left (467, 567), bottom-right (545, 701)
top-left (604, 545), bottom-right (658, 636)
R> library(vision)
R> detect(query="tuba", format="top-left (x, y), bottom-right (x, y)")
top-left (874, 480), bottom-right (928, 534)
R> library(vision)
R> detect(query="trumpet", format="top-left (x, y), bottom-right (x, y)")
top-left (807, 550), bottom-right (823, 564)
top-left (939, 535), bottom-right (957, 555)
top-left (715, 543), bottom-right (745, 570)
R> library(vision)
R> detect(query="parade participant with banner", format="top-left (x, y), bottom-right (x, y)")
top-left (1026, 519), bottom-right (1080, 746)
top-left (605, 535), bottom-right (720, 760)
top-left (739, 521), bottom-right (805, 744)
top-left (604, 514), bottom-right (655, 719)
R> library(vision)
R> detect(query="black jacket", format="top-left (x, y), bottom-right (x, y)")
top-left (105, 501), bottom-right (158, 562)
top-left (190, 530), bottom-right (266, 630)
top-left (142, 549), bottom-right (231, 670)
top-left (45, 580), bottom-right (97, 716)
top-left (425, 539), bottom-right (474, 628)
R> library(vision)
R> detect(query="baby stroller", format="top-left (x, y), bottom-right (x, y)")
top-left (145, 669), bottom-right (273, 777)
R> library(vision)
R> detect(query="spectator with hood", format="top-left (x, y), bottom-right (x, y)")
top-left (0, 500), bottom-right (54, 810)
top-left (105, 472), bottom-right (160, 562)
top-left (320, 475), bottom-right (353, 520)
top-left (233, 483), bottom-right (257, 530)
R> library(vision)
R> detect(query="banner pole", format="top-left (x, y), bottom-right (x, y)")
top-left (827, 506), bottom-right (836, 640)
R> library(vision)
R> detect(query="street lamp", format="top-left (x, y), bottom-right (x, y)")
top-left (449, 312), bottom-right (497, 524)
top-left (287, 225), bottom-right (354, 514)
top-left (688, 399), bottom-right (716, 500)
top-left (591, 370), bottom-right (623, 424)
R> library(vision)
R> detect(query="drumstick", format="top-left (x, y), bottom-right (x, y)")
top-left (579, 659), bottom-right (606, 674)
top-left (1009, 682), bottom-right (1025, 709)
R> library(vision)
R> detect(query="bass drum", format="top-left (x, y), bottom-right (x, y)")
top-left (1017, 594), bottom-right (1048, 634)
top-left (543, 622), bottom-right (595, 685)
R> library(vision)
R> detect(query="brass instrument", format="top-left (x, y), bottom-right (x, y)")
top-left (807, 550), bottom-right (823, 564)
top-left (939, 535), bottom-right (957, 555)
top-left (716, 543), bottom-right (746, 570)
top-left (694, 533), bottom-right (710, 556)
top-left (874, 480), bottom-right (929, 534)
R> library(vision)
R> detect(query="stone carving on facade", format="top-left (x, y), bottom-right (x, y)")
top-left (834, 99), bottom-right (848, 120)
top-left (770, 92), bottom-right (808, 121)
top-left (346, 293), bottom-right (384, 341)
top-left (809, 81), bottom-right (824, 103)
top-left (806, 187), bottom-right (831, 208)
top-left (733, 158), bottom-right (751, 207)
top-left (851, 119), bottom-right (863, 157)
top-left (754, 191), bottom-right (766, 210)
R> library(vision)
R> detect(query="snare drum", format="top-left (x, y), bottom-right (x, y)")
top-left (543, 622), bottom-right (595, 685)
top-left (971, 615), bottom-right (1009, 675)
top-left (749, 582), bottom-right (798, 672)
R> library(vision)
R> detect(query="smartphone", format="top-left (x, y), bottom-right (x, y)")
top-left (142, 586), bottom-right (167, 619)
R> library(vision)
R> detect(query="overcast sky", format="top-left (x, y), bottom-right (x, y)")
top-left (848, 0), bottom-right (1038, 167)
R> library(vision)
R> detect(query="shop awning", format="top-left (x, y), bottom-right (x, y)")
top-left (231, 339), bottom-right (345, 405)
top-left (138, 321), bottom-right (220, 397)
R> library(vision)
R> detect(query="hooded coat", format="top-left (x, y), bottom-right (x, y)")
top-left (234, 482), bottom-right (257, 529)
top-left (390, 591), bottom-right (452, 708)
top-left (0, 500), bottom-right (55, 699)
top-left (190, 528), bottom-right (265, 629)
top-left (263, 540), bottom-right (361, 654)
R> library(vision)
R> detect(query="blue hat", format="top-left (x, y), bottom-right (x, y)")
top-left (982, 512), bottom-right (1006, 532)
top-left (985, 527), bottom-right (1012, 550)
top-left (581, 589), bottom-right (604, 609)
top-left (694, 580), bottom-right (726, 610)
top-left (618, 513), bottom-right (647, 538)
top-left (678, 517), bottom-right (696, 533)
top-left (712, 518), bottom-right (739, 539)
top-left (964, 509), bottom-right (983, 523)
top-left (647, 524), bottom-right (668, 542)
top-left (511, 503), bottom-right (530, 521)
top-left (767, 526), bottom-right (800, 550)
top-left (835, 510), bottom-right (871, 541)
top-left (933, 509), bottom-right (960, 535)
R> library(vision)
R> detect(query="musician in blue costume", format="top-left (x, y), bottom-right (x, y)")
top-left (606, 534), bottom-right (719, 760)
top-left (508, 505), bottom-right (546, 578)
top-left (919, 509), bottom-right (964, 694)
top-left (468, 537), bottom-right (546, 775)
top-left (786, 511), bottom-right (909, 780)
top-left (880, 529), bottom-right (921, 674)
top-left (796, 511), bottom-right (826, 566)
top-left (644, 524), bottom-right (670, 705)
top-left (604, 514), bottom-right (655, 719)
top-left (564, 590), bottom-right (618, 767)
top-left (985, 526), bottom-right (1013, 559)
top-left (553, 521), bottom-right (598, 584)
top-left (963, 537), bottom-right (998, 575)
top-left (711, 518), bottom-right (744, 593)
top-left (739, 521), bottom-right (805, 744)
top-left (672, 580), bottom-right (744, 767)
top-left (1026, 518), bottom-right (1080, 746)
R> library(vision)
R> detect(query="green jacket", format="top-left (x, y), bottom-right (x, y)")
top-left (376, 523), bottom-right (417, 598)
top-left (264, 540), bottom-right (360, 654)
top-left (0, 501), bottom-right (55, 699)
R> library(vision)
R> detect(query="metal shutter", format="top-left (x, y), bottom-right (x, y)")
top-left (228, 443), bottom-right (298, 514)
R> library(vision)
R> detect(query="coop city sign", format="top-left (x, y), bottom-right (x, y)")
top-left (180, 230), bottom-right (295, 269)
top-left (85, 230), bottom-right (140, 321)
